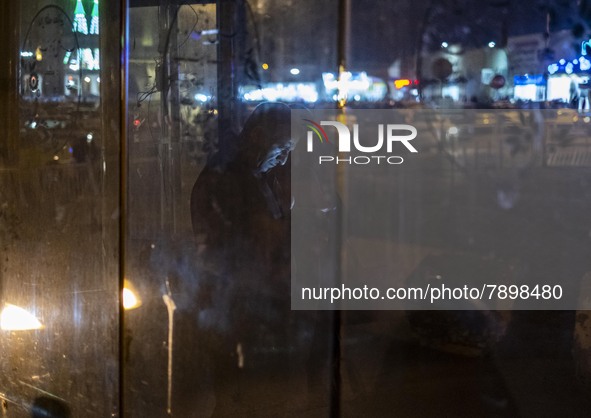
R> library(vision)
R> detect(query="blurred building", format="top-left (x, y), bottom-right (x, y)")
top-left (20, 0), bottom-right (100, 102)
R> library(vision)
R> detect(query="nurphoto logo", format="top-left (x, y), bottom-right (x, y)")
top-left (303, 119), bottom-right (418, 165)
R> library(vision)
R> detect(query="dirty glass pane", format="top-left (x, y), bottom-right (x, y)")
top-left (341, 0), bottom-right (591, 416)
top-left (0, 1), bottom-right (120, 417)
top-left (123, 0), bottom-right (338, 416)
top-left (125, 0), bottom-right (591, 417)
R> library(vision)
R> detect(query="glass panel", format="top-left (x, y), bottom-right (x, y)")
top-left (0, 1), bottom-right (120, 416)
top-left (338, 1), bottom-right (591, 416)
top-left (3, 0), bottom-right (590, 417)
top-left (124, 1), bottom-right (338, 416)
top-left (125, 0), bottom-right (591, 416)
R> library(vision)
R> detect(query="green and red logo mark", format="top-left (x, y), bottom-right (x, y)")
top-left (303, 119), bottom-right (331, 145)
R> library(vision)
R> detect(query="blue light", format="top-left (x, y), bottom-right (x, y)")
top-left (194, 93), bottom-right (209, 102)
top-left (514, 74), bottom-right (544, 86)
top-left (559, 59), bottom-right (566, 65)
top-left (548, 63), bottom-right (559, 74)
top-left (566, 62), bottom-right (574, 74)
top-left (581, 56), bottom-right (591, 71)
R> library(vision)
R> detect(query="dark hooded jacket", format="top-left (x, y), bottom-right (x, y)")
top-left (190, 103), bottom-right (293, 304)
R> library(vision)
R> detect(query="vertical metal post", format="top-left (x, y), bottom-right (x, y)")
top-left (168, 5), bottom-right (182, 237)
top-left (416, 0), bottom-right (435, 102)
top-left (113, 0), bottom-right (128, 415)
top-left (217, 0), bottom-right (237, 165)
top-left (0, 1), bottom-right (19, 166)
top-left (336, 0), bottom-right (350, 109)
top-left (332, 0), bottom-right (350, 416)
top-left (542, 122), bottom-right (549, 167)
top-left (337, 0), bottom-right (350, 75)
top-left (158, 3), bottom-right (182, 234)
top-left (0, 0), bottom-right (17, 345)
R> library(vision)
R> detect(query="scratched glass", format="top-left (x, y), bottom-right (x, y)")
top-left (3, 1), bottom-right (591, 417)
top-left (124, 0), bottom-right (591, 416)
top-left (123, 1), bottom-right (338, 417)
top-left (0, 0), bottom-right (120, 417)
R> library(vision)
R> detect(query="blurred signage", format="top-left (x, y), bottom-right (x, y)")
top-left (508, 34), bottom-right (544, 76)
top-left (514, 74), bottom-right (544, 86)
top-left (490, 74), bottom-right (506, 89)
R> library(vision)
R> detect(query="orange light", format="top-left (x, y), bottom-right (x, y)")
top-left (123, 279), bottom-right (142, 310)
top-left (394, 79), bottom-right (411, 89)
top-left (1, 304), bottom-right (43, 331)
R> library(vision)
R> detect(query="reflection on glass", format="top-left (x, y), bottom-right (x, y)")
top-left (0, 304), bottom-right (43, 331)
top-left (20, 2), bottom-right (101, 101)
top-left (123, 280), bottom-right (142, 310)
top-left (74, 0), bottom-right (88, 35)
top-left (0, 0), bottom-right (119, 415)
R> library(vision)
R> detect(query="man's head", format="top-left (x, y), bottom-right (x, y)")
top-left (255, 138), bottom-right (295, 174)
top-left (237, 102), bottom-right (295, 173)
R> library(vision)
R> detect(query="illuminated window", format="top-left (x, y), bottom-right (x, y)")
top-left (81, 48), bottom-right (96, 70)
top-left (90, 0), bottom-right (99, 35)
top-left (93, 48), bottom-right (100, 70)
top-left (63, 50), bottom-right (72, 65)
top-left (514, 84), bottom-right (537, 101)
top-left (74, 0), bottom-right (88, 35)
